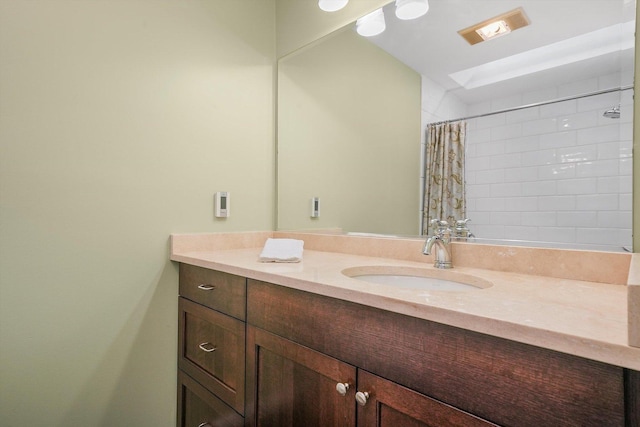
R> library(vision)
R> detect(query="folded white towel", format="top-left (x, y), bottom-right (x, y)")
top-left (259, 238), bottom-right (304, 263)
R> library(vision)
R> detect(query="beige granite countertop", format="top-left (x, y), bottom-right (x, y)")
top-left (170, 231), bottom-right (640, 371)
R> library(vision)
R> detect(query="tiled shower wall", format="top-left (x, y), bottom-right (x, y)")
top-left (464, 85), bottom-right (633, 251)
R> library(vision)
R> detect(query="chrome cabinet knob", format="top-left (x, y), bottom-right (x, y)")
top-left (198, 423), bottom-right (211, 427)
top-left (197, 284), bottom-right (216, 291)
top-left (336, 382), bottom-right (350, 396)
top-left (355, 391), bottom-right (370, 406)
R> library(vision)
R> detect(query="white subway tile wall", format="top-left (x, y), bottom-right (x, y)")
top-left (464, 79), bottom-right (633, 250)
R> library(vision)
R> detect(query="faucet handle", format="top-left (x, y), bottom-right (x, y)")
top-left (430, 219), bottom-right (450, 235)
top-left (455, 218), bottom-right (471, 226)
top-left (454, 218), bottom-right (472, 239)
top-left (430, 218), bottom-right (449, 228)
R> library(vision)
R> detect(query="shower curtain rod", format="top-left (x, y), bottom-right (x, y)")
top-left (427, 85), bottom-right (634, 127)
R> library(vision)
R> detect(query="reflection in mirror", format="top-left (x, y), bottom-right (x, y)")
top-left (277, 0), bottom-right (635, 252)
top-left (278, 25), bottom-right (422, 236)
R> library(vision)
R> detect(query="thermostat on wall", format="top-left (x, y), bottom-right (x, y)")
top-left (215, 191), bottom-right (230, 218)
top-left (310, 197), bottom-right (320, 218)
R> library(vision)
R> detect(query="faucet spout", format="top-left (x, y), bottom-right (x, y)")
top-left (422, 235), bottom-right (439, 255)
top-left (423, 220), bottom-right (453, 269)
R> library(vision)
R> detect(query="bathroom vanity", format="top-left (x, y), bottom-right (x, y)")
top-left (172, 231), bottom-right (640, 427)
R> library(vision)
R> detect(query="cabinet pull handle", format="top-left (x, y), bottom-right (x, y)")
top-left (355, 391), bottom-right (370, 406)
top-left (197, 284), bottom-right (216, 291)
top-left (336, 382), bottom-right (350, 396)
top-left (198, 423), bottom-right (212, 427)
top-left (198, 342), bottom-right (217, 353)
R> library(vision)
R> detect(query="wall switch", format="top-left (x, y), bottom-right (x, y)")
top-left (310, 197), bottom-right (320, 218)
top-left (215, 191), bottom-right (230, 218)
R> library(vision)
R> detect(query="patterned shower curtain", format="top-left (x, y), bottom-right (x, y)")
top-left (422, 121), bottom-right (466, 235)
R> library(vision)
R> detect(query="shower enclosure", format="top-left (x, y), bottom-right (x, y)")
top-left (453, 86), bottom-right (633, 251)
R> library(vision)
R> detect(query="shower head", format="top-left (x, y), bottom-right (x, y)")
top-left (603, 105), bottom-right (620, 119)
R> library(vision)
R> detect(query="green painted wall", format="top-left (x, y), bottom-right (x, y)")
top-left (0, 1), bottom-right (275, 425)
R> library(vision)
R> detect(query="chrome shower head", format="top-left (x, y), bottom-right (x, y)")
top-left (603, 105), bottom-right (620, 119)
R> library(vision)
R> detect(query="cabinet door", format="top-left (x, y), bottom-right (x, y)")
top-left (357, 370), bottom-right (498, 427)
top-left (245, 326), bottom-right (357, 427)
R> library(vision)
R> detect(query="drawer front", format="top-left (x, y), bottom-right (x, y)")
top-left (177, 371), bottom-right (244, 427)
top-left (179, 263), bottom-right (246, 320)
top-left (179, 297), bottom-right (245, 415)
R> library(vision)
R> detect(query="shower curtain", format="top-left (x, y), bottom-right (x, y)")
top-left (422, 121), bottom-right (466, 234)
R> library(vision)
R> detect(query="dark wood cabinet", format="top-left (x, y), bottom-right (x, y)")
top-left (246, 278), bottom-right (636, 427)
top-left (177, 264), bottom-right (247, 426)
top-left (176, 263), bottom-right (640, 427)
top-left (245, 325), bottom-right (498, 427)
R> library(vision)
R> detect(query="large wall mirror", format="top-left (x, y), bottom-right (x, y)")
top-left (277, 0), bottom-right (635, 252)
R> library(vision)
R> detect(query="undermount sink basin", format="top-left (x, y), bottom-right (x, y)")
top-left (342, 266), bottom-right (492, 291)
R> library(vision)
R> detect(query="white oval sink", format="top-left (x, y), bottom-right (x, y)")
top-left (342, 266), bottom-right (492, 291)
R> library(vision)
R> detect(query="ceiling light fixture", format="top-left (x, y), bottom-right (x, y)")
top-left (476, 20), bottom-right (511, 41)
top-left (458, 7), bottom-right (530, 45)
top-left (318, 0), bottom-right (349, 12)
top-left (356, 8), bottom-right (386, 37)
top-left (395, 0), bottom-right (429, 20)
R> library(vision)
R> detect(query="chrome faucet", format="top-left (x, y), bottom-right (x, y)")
top-left (423, 219), bottom-right (453, 269)
top-left (453, 218), bottom-right (474, 241)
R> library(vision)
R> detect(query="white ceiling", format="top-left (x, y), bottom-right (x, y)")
top-left (364, 0), bottom-right (636, 104)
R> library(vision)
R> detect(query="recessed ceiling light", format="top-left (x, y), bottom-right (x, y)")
top-left (458, 7), bottom-right (530, 45)
top-left (476, 20), bottom-right (511, 41)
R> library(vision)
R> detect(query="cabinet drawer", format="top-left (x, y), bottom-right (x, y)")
top-left (177, 371), bottom-right (243, 427)
top-left (179, 297), bottom-right (245, 414)
top-left (179, 263), bottom-right (246, 320)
